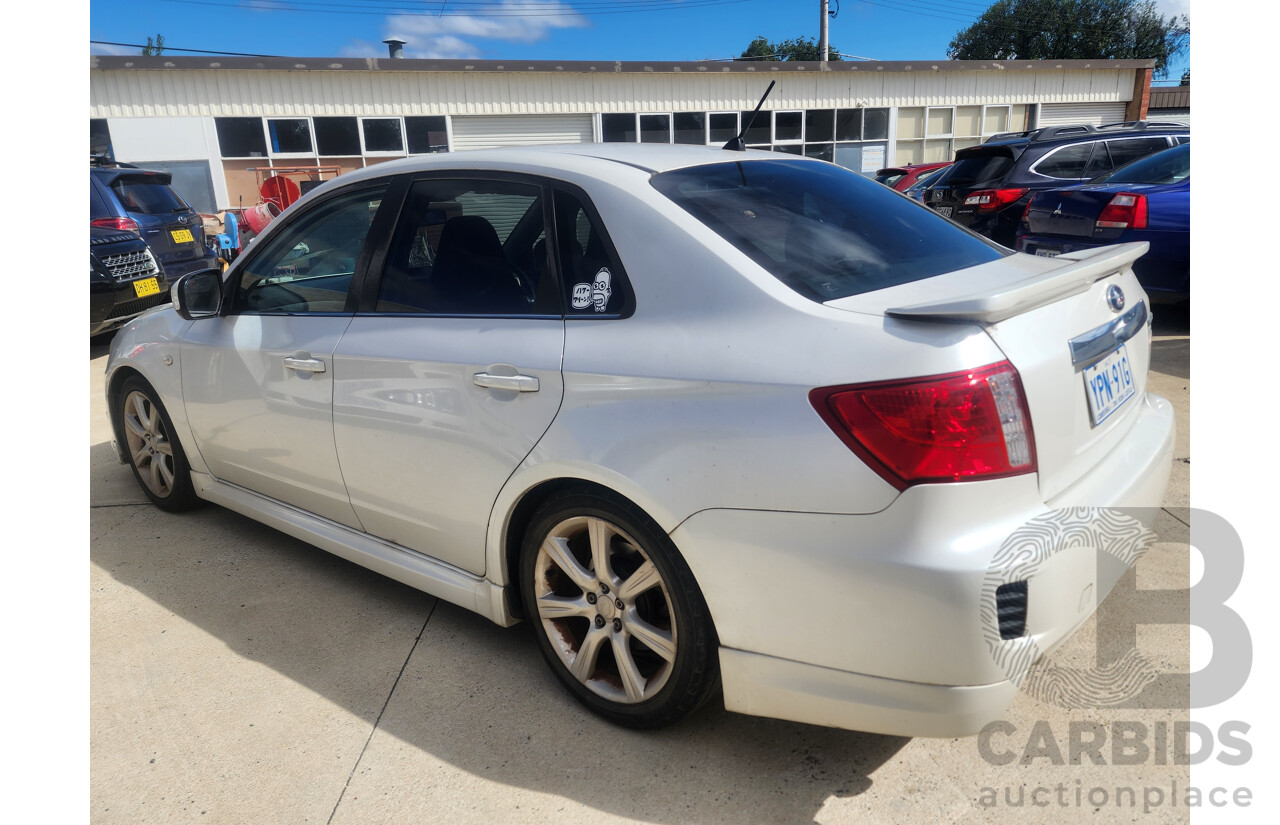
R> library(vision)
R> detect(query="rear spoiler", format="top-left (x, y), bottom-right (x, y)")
top-left (885, 242), bottom-right (1149, 324)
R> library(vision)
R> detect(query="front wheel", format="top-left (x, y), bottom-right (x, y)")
top-left (116, 375), bottom-right (200, 512)
top-left (520, 489), bottom-right (719, 729)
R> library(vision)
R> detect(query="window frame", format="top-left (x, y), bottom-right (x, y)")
top-left (363, 173), bottom-right (559, 318)
top-left (224, 176), bottom-right (402, 316)
top-left (265, 117), bottom-right (316, 159)
top-left (359, 116), bottom-right (408, 157)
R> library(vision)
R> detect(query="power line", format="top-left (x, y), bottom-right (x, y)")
top-left (91, 40), bottom-right (293, 57)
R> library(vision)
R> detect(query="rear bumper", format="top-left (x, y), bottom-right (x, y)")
top-left (673, 392), bottom-right (1174, 736)
top-left (160, 252), bottom-right (220, 280)
top-left (720, 649), bottom-right (1019, 738)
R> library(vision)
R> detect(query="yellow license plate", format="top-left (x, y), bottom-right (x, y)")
top-left (133, 277), bottom-right (160, 298)
top-left (170, 228), bottom-right (194, 244)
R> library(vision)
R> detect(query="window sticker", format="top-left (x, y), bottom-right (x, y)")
top-left (571, 282), bottom-right (592, 309)
top-left (591, 268), bottom-right (612, 312)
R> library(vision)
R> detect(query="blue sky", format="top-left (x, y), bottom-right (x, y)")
top-left (89, 0), bottom-right (1190, 82)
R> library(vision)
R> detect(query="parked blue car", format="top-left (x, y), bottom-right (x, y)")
top-left (1016, 143), bottom-right (1189, 302)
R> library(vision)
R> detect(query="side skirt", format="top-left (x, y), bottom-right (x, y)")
top-left (191, 472), bottom-right (518, 627)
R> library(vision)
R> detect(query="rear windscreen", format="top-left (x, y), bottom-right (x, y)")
top-left (650, 159), bottom-right (1007, 302)
top-left (110, 176), bottom-right (190, 215)
top-left (945, 151), bottom-right (1016, 185)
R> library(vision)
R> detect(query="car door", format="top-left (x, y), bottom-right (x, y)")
top-left (332, 175), bottom-right (566, 575)
top-left (181, 180), bottom-right (394, 528)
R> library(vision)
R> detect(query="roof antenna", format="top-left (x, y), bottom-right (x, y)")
top-left (723, 81), bottom-right (776, 152)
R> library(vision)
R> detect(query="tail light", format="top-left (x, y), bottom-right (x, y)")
top-left (91, 216), bottom-right (141, 234)
top-left (1095, 193), bottom-right (1148, 229)
top-left (963, 188), bottom-right (1028, 212)
top-left (810, 361), bottom-right (1037, 490)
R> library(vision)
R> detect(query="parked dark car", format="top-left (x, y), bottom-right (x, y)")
top-left (91, 227), bottom-right (170, 336)
top-left (903, 164), bottom-right (952, 202)
top-left (1016, 143), bottom-right (1189, 303)
top-left (874, 162), bottom-right (951, 192)
top-left (91, 162), bottom-right (219, 280)
top-left (922, 121), bottom-right (1188, 246)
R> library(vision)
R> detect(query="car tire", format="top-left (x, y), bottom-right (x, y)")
top-left (116, 375), bottom-right (201, 512)
top-left (520, 489), bottom-right (720, 729)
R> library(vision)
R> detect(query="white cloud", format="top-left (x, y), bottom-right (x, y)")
top-left (342, 1), bottom-right (588, 60)
top-left (1154, 0), bottom-right (1191, 21)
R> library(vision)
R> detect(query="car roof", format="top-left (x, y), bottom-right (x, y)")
top-left (329, 143), bottom-right (815, 188)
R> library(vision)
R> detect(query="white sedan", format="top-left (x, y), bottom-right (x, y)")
top-left (105, 144), bottom-right (1173, 736)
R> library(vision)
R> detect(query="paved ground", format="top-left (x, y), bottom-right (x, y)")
top-left (90, 305), bottom-right (1191, 824)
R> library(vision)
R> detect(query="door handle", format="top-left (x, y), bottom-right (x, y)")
top-left (473, 372), bottom-right (539, 392)
top-left (283, 356), bottom-right (327, 373)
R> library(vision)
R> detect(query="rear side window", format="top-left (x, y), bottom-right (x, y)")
top-left (651, 159), bottom-right (1006, 303)
top-left (1032, 143), bottom-right (1096, 179)
top-left (1103, 137), bottom-right (1175, 171)
top-left (946, 150), bottom-right (1015, 185)
top-left (110, 175), bottom-right (190, 215)
top-left (376, 178), bottom-right (558, 316)
top-left (554, 189), bottom-right (630, 316)
top-left (1097, 144), bottom-right (1190, 184)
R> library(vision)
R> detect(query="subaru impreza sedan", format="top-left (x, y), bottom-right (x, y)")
top-left (105, 144), bottom-right (1173, 736)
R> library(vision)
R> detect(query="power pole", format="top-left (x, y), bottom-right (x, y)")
top-left (819, 0), bottom-right (830, 61)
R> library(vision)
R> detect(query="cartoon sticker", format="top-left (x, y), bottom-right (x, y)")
top-left (591, 268), bottom-right (612, 312)
top-left (571, 282), bottom-right (592, 310)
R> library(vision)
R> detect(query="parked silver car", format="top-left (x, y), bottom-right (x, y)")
top-left (105, 144), bottom-right (1173, 735)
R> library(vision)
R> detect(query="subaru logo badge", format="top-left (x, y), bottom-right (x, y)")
top-left (1106, 285), bottom-right (1125, 313)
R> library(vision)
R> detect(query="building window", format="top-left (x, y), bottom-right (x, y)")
top-left (215, 117), bottom-right (268, 158)
top-left (361, 118), bottom-right (405, 154)
top-left (313, 117), bottom-right (361, 156)
top-left (708, 112), bottom-right (739, 144)
top-left (774, 111), bottom-right (803, 143)
top-left (738, 109), bottom-right (771, 146)
top-left (673, 112), bottom-right (705, 145)
top-left (639, 114), bottom-right (671, 144)
top-left (268, 118), bottom-right (313, 155)
top-left (896, 104), bottom-right (1030, 165)
top-left (406, 116), bottom-right (449, 154)
top-left (831, 107), bottom-right (890, 174)
top-left (601, 113), bottom-right (637, 143)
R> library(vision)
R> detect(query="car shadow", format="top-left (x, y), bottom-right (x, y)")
top-left (1150, 302), bottom-right (1190, 381)
top-left (91, 497), bottom-right (909, 823)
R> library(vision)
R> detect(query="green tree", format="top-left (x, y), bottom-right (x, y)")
top-left (947, 0), bottom-right (1188, 77)
top-left (1180, 68), bottom-right (1190, 85)
top-left (141, 34), bottom-right (165, 56)
top-left (739, 35), bottom-right (842, 61)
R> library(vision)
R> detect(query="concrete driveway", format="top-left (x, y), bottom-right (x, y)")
top-left (90, 306), bottom-right (1191, 824)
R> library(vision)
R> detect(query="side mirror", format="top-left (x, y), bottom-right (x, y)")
top-left (172, 268), bottom-right (224, 320)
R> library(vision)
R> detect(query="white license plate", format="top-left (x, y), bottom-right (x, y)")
top-left (1083, 345), bottom-right (1136, 427)
top-left (937, 206), bottom-right (953, 218)
top-left (1035, 247), bottom-right (1061, 258)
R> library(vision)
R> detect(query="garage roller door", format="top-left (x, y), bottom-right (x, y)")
top-left (451, 115), bottom-right (594, 151)
top-left (1037, 102), bottom-right (1128, 129)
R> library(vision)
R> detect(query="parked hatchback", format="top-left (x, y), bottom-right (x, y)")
top-left (91, 163), bottom-right (219, 280)
top-left (923, 121), bottom-right (1188, 246)
top-left (106, 145), bottom-right (1173, 737)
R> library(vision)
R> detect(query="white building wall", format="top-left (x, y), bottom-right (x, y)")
top-left (90, 67), bottom-right (1135, 119)
top-left (105, 116), bottom-right (230, 212)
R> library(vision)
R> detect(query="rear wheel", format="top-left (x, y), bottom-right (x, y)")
top-left (116, 376), bottom-right (200, 512)
top-left (520, 489), bottom-right (719, 728)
